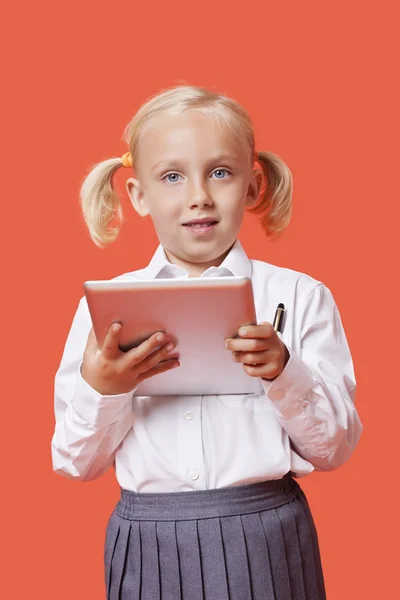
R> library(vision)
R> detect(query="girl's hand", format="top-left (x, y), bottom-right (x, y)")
top-left (225, 322), bottom-right (289, 380)
top-left (81, 323), bottom-right (180, 395)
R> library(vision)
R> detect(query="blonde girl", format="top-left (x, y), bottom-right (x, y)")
top-left (52, 85), bottom-right (362, 600)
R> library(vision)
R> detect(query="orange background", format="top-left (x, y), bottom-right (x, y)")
top-left (2, 1), bottom-right (399, 598)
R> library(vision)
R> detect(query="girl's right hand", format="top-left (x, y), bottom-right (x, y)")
top-left (81, 323), bottom-right (180, 395)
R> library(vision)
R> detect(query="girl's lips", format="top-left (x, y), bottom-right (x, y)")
top-left (183, 217), bottom-right (219, 225)
top-left (182, 221), bottom-right (218, 235)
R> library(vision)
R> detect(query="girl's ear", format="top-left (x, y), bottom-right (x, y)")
top-left (126, 177), bottom-right (150, 217)
top-left (245, 168), bottom-right (263, 207)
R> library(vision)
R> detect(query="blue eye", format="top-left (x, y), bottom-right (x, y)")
top-left (164, 173), bottom-right (181, 183)
top-left (212, 169), bottom-right (229, 179)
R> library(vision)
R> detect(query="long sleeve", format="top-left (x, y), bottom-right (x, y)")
top-left (51, 297), bottom-right (134, 481)
top-left (261, 283), bottom-right (363, 471)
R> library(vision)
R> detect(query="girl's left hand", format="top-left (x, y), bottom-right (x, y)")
top-left (225, 322), bottom-right (290, 380)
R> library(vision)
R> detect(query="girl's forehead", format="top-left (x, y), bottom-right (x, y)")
top-left (137, 110), bottom-right (246, 159)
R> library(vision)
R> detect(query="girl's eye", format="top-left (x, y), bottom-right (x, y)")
top-left (212, 169), bottom-right (230, 179)
top-left (164, 173), bottom-right (181, 183)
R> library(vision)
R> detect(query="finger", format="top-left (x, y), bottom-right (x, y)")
top-left (243, 362), bottom-right (280, 379)
top-left (158, 350), bottom-right (180, 363)
top-left (233, 350), bottom-right (271, 365)
top-left (132, 341), bottom-right (179, 375)
top-left (225, 337), bottom-right (271, 352)
top-left (101, 322), bottom-right (122, 360)
top-left (135, 358), bottom-right (180, 384)
top-left (237, 322), bottom-right (275, 339)
top-left (120, 332), bottom-right (170, 369)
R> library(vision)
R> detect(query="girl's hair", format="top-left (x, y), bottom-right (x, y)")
top-left (80, 85), bottom-right (293, 247)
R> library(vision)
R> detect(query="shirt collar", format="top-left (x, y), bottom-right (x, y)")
top-left (141, 239), bottom-right (252, 280)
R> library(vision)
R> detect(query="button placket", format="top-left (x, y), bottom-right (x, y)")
top-left (177, 397), bottom-right (204, 487)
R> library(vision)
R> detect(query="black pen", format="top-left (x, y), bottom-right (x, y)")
top-left (272, 303), bottom-right (285, 333)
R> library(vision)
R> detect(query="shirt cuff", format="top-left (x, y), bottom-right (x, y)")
top-left (71, 364), bottom-right (134, 428)
top-left (261, 344), bottom-right (313, 413)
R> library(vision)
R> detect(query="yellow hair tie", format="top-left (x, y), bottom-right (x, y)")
top-left (121, 152), bottom-right (133, 168)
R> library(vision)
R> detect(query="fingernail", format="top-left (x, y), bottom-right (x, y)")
top-left (156, 334), bottom-right (164, 342)
top-left (166, 343), bottom-right (175, 351)
top-left (239, 328), bottom-right (247, 336)
top-left (225, 341), bottom-right (229, 348)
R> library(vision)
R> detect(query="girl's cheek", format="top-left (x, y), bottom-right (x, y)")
top-left (158, 205), bottom-right (181, 221)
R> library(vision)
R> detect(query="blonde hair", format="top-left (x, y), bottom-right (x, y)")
top-left (80, 85), bottom-right (293, 247)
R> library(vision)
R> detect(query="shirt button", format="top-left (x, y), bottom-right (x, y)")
top-left (184, 411), bottom-right (194, 420)
top-left (188, 469), bottom-right (199, 481)
top-left (272, 389), bottom-right (285, 400)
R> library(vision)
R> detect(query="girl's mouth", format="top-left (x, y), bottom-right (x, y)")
top-left (182, 220), bottom-right (219, 235)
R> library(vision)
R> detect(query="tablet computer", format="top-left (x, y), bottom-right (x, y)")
top-left (83, 276), bottom-right (263, 396)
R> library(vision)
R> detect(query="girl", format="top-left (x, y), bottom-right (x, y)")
top-left (52, 85), bottom-right (363, 600)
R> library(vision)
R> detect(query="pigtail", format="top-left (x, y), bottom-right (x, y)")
top-left (79, 158), bottom-right (125, 248)
top-left (248, 151), bottom-right (293, 237)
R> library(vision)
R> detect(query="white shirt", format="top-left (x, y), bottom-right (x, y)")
top-left (51, 240), bottom-right (363, 492)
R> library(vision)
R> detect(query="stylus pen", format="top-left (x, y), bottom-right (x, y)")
top-left (272, 303), bottom-right (285, 333)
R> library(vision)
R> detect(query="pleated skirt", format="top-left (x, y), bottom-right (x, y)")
top-left (104, 474), bottom-right (326, 600)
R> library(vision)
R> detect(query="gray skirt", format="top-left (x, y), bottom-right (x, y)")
top-left (104, 474), bottom-right (326, 600)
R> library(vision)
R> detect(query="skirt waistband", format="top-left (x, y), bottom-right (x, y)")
top-left (116, 474), bottom-right (299, 521)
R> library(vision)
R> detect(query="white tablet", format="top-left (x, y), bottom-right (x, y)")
top-left (83, 276), bottom-right (263, 396)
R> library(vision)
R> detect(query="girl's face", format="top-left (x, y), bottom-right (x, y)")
top-left (127, 110), bottom-right (262, 277)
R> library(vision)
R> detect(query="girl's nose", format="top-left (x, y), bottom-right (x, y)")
top-left (188, 185), bottom-right (213, 209)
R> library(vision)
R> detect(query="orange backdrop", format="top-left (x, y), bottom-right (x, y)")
top-left (2, 1), bottom-right (399, 598)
